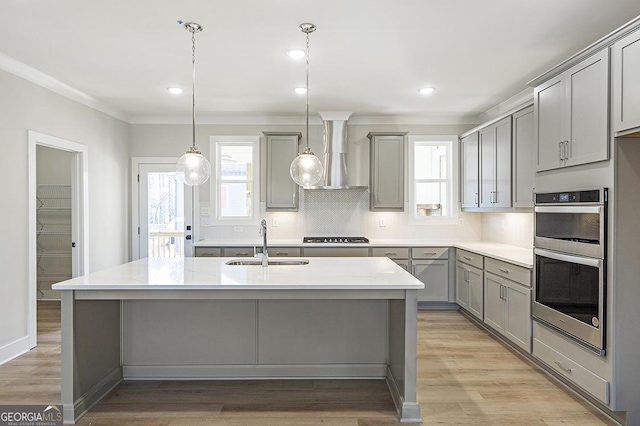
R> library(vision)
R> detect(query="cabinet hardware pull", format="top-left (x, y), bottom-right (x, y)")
top-left (559, 141), bottom-right (563, 161)
top-left (423, 252), bottom-right (437, 256)
top-left (276, 252), bottom-right (288, 256)
top-left (474, 192), bottom-right (478, 204)
top-left (465, 270), bottom-right (469, 282)
top-left (237, 252), bottom-right (249, 256)
top-left (565, 140), bottom-right (570, 160)
top-left (384, 252), bottom-right (397, 256)
top-left (554, 360), bottom-right (572, 374)
top-left (463, 256), bottom-right (472, 261)
top-left (498, 268), bottom-right (509, 274)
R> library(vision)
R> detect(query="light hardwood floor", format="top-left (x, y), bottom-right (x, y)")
top-left (0, 302), bottom-right (617, 425)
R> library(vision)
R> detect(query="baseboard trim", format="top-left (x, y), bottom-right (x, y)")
top-left (123, 364), bottom-right (388, 380)
top-left (66, 367), bottom-right (122, 425)
top-left (418, 301), bottom-right (459, 310)
top-left (0, 336), bottom-right (30, 365)
top-left (385, 366), bottom-right (422, 423)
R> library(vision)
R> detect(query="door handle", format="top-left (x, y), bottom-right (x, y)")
top-left (498, 268), bottom-right (509, 274)
top-left (559, 141), bottom-right (563, 161)
top-left (564, 140), bottom-right (570, 161)
top-left (474, 192), bottom-right (478, 205)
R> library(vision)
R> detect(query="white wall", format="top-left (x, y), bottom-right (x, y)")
top-left (0, 69), bottom-right (129, 362)
top-left (129, 122), bottom-right (483, 243)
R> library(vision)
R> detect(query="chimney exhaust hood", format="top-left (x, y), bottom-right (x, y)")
top-left (305, 111), bottom-right (368, 190)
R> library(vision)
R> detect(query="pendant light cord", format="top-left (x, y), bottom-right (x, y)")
top-left (191, 29), bottom-right (197, 149)
top-left (305, 31), bottom-right (310, 151)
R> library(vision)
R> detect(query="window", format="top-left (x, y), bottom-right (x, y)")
top-left (408, 135), bottom-right (458, 222)
top-left (210, 136), bottom-right (260, 224)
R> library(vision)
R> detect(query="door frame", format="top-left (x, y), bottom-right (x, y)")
top-left (28, 131), bottom-right (89, 348)
top-left (131, 157), bottom-right (195, 260)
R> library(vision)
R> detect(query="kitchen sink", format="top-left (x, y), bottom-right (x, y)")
top-left (225, 259), bottom-right (310, 266)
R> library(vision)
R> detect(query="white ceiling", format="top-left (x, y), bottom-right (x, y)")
top-left (2, 0), bottom-right (640, 122)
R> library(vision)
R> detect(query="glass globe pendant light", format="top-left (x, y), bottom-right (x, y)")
top-left (176, 22), bottom-right (211, 186)
top-left (290, 23), bottom-right (323, 188)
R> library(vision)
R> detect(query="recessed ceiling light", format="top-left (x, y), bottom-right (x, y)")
top-left (419, 87), bottom-right (436, 95)
top-left (286, 49), bottom-right (306, 59)
top-left (294, 87), bottom-right (307, 94)
top-left (167, 87), bottom-right (184, 95)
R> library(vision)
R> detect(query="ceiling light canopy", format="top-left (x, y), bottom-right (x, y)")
top-left (290, 23), bottom-right (323, 188)
top-left (175, 22), bottom-right (211, 186)
top-left (419, 87), bottom-right (436, 95)
top-left (167, 87), bottom-right (184, 95)
top-left (294, 87), bottom-right (307, 94)
top-left (286, 49), bottom-right (306, 59)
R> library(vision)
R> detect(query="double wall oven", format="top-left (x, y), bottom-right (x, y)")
top-left (533, 188), bottom-right (607, 355)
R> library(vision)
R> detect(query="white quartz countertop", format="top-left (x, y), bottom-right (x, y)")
top-left (52, 257), bottom-right (425, 291)
top-left (455, 242), bottom-right (533, 268)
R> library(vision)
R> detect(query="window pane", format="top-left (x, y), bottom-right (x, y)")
top-left (415, 182), bottom-right (447, 217)
top-left (220, 145), bottom-right (253, 181)
top-left (220, 182), bottom-right (253, 217)
top-left (415, 143), bottom-right (447, 180)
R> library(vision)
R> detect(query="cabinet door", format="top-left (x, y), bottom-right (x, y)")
top-left (460, 132), bottom-right (479, 209)
top-left (302, 247), bottom-right (369, 257)
top-left (494, 117), bottom-right (512, 208)
top-left (264, 133), bottom-right (301, 211)
top-left (484, 273), bottom-right (505, 334)
top-left (467, 266), bottom-right (484, 320)
top-left (394, 259), bottom-right (410, 272)
top-left (479, 125), bottom-right (496, 208)
top-left (565, 48), bottom-right (609, 167)
top-left (535, 76), bottom-right (565, 172)
top-left (455, 262), bottom-right (469, 309)
top-left (194, 247), bottom-right (221, 257)
top-left (613, 29), bottom-right (640, 133)
top-left (370, 134), bottom-right (405, 211)
top-left (512, 106), bottom-right (534, 208)
top-left (505, 281), bottom-right (532, 352)
top-left (413, 260), bottom-right (449, 302)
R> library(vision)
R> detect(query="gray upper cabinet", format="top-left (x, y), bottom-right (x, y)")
top-left (263, 132), bottom-right (301, 211)
top-left (512, 106), bottom-right (534, 208)
top-left (460, 132), bottom-right (479, 209)
top-left (534, 48), bottom-right (609, 171)
top-left (480, 116), bottom-right (512, 209)
top-left (368, 132), bottom-right (406, 211)
top-left (612, 28), bottom-right (640, 134)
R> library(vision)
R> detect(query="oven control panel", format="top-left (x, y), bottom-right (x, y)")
top-left (535, 189), bottom-right (604, 204)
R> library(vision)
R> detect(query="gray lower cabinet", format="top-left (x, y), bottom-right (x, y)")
top-left (455, 249), bottom-right (484, 321)
top-left (194, 247), bottom-right (221, 257)
top-left (372, 247), bottom-right (410, 271)
top-left (413, 260), bottom-right (448, 302)
top-left (222, 247), bottom-right (255, 257)
top-left (302, 247), bottom-right (369, 257)
top-left (263, 132), bottom-right (301, 211)
top-left (367, 132), bottom-right (406, 211)
top-left (612, 28), bottom-right (640, 134)
top-left (267, 247), bottom-right (301, 257)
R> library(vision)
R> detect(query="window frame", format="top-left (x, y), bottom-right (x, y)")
top-left (209, 135), bottom-right (261, 225)
top-left (407, 134), bottom-right (459, 225)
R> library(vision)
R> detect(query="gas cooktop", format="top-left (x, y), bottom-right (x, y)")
top-left (303, 237), bottom-right (370, 244)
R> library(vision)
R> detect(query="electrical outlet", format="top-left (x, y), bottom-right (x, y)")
top-left (379, 218), bottom-right (386, 227)
top-left (459, 218), bottom-right (464, 226)
top-left (201, 217), bottom-right (210, 227)
top-left (201, 207), bottom-right (210, 216)
top-left (272, 218), bottom-right (279, 227)
top-left (234, 226), bottom-right (243, 232)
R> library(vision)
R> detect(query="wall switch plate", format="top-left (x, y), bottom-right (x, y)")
top-left (379, 219), bottom-right (386, 227)
top-left (234, 226), bottom-right (243, 232)
top-left (272, 218), bottom-right (279, 227)
top-left (201, 207), bottom-right (210, 216)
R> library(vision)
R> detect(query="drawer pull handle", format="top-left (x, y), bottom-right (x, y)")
top-left (276, 252), bottom-right (288, 256)
top-left (384, 252), bottom-right (398, 256)
top-left (423, 252), bottom-right (437, 256)
top-left (554, 360), bottom-right (572, 374)
top-left (463, 256), bottom-right (472, 260)
top-left (498, 268), bottom-right (509, 274)
top-left (237, 252), bottom-right (249, 256)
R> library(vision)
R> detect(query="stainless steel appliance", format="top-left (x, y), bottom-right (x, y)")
top-left (303, 236), bottom-right (369, 244)
top-left (533, 188), bottom-right (607, 355)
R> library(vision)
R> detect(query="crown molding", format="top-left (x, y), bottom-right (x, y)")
top-left (130, 114), bottom-right (480, 126)
top-left (477, 88), bottom-right (534, 124)
top-left (0, 52), bottom-right (131, 123)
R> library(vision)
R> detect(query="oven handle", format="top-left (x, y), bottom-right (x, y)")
top-left (534, 248), bottom-right (602, 268)
top-left (534, 206), bottom-right (603, 214)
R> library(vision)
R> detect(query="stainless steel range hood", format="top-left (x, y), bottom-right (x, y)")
top-left (305, 111), bottom-right (367, 190)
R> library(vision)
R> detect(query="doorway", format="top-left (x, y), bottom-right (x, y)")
top-left (28, 131), bottom-right (88, 349)
top-left (131, 158), bottom-right (194, 260)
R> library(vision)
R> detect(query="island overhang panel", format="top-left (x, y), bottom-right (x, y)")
top-left (53, 257), bottom-right (423, 424)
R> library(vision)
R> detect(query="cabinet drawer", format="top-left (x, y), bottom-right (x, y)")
top-left (411, 247), bottom-right (448, 260)
top-left (485, 257), bottom-right (531, 287)
top-left (267, 247), bottom-right (301, 257)
top-left (302, 247), bottom-right (369, 257)
top-left (194, 247), bottom-right (221, 257)
top-left (222, 247), bottom-right (254, 257)
top-left (372, 247), bottom-right (409, 259)
top-left (533, 338), bottom-right (609, 404)
top-left (456, 249), bottom-right (484, 269)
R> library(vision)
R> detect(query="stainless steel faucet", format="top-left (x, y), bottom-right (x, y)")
top-left (259, 219), bottom-right (268, 267)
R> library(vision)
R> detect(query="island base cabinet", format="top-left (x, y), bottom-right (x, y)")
top-left (483, 272), bottom-right (531, 352)
top-left (413, 260), bottom-right (449, 302)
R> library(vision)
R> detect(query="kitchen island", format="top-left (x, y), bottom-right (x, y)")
top-left (52, 257), bottom-right (424, 424)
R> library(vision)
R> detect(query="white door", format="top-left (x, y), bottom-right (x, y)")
top-left (134, 160), bottom-right (193, 259)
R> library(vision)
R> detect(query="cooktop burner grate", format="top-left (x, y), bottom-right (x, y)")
top-left (303, 237), bottom-right (370, 244)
